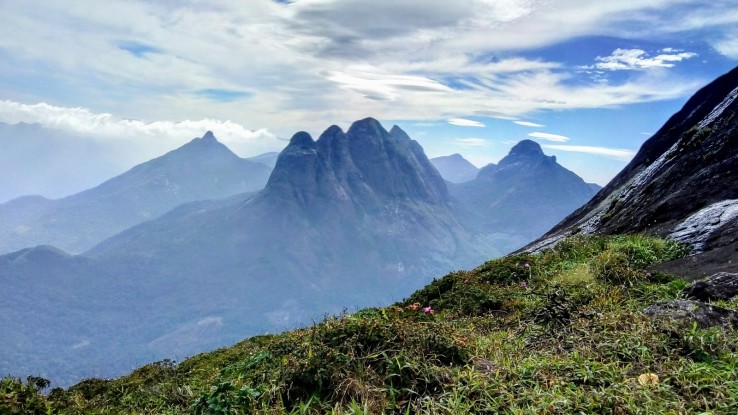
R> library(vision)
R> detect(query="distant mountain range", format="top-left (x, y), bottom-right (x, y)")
top-left (0, 132), bottom-right (272, 254)
top-left (525, 65), bottom-right (738, 279)
top-left (0, 118), bottom-right (596, 386)
top-left (430, 153), bottom-right (479, 183)
top-left (246, 151), bottom-right (280, 168)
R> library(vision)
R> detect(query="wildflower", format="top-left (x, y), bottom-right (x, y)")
top-left (638, 373), bottom-right (659, 386)
top-left (512, 272), bottom-right (518, 278)
top-left (524, 263), bottom-right (530, 269)
top-left (464, 279), bottom-right (470, 284)
top-left (423, 306), bottom-right (434, 315)
top-left (520, 280), bottom-right (527, 288)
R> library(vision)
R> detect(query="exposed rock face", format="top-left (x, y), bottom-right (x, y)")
top-left (0, 132), bottom-right (272, 254)
top-left (430, 153), bottom-right (480, 183)
top-left (524, 66), bottom-right (738, 278)
top-left (683, 272), bottom-right (738, 301)
top-left (643, 299), bottom-right (738, 329)
top-left (450, 140), bottom-right (598, 253)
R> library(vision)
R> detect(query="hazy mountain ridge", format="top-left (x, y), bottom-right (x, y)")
top-left (450, 139), bottom-right (598, 254)
top-left (0, 132), bottom-right (272, 254)
top-left (430, 153), bottom-right (479, 183)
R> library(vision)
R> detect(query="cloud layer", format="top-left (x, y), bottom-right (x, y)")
top-left (0, 0), bottom-right (732, 135)
top-left (0, 100), bottom-right (280, 156)
top-left (543, 144), bottom-right (636, 161)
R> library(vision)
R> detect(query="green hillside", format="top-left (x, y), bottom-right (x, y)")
top-left (6, 234), bottom-right (738, 414)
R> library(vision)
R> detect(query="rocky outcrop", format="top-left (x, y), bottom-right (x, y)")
top-left (643, 299), bottom-right (738, 329)
top-left (683, 272), bottom-right (738, 301)
top-left (523, 66), bottom-right (738, 278)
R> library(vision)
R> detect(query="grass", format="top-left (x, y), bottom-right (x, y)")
top-left (6, 234), bottom-right (738, 414)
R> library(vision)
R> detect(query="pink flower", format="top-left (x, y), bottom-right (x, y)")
top-left (423, 306), bottom-right (434, 315)
top-left (464, 279), bottom-right (470, 284)
top-left (524, 263), bottom-right (530, 269)
top-left (520, 281), bottom-right (527, 288)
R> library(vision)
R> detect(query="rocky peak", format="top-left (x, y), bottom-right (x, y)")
top-left (173, 131), bottom-right (237, 160)
top-left (287, 131), bottom-right (316, 149)
top-left (347, 117), bottom-right (386, 139)
top-left (498, 140), bottom-right (552, 169)
top-left (265, 119), bottom-right (449, 211)
top-left (201, 131), bottom-right (216, 141)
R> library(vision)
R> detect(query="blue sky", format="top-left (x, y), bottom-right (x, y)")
top-left (1, 0), bottom-right (737, 185)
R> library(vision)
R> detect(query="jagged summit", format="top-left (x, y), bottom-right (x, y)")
top-left (266, 118), bottom-right (448, 209)
top-left (509, 139), bottom-right (543, 156)
top-left (201, 130), bottom-right (216, 141)
top-left (347, 117), bottom-right (385, 137)
top-left (288, 131), bottom-right (315, 148)
top-left (497, 139), bottom-right (553, 169)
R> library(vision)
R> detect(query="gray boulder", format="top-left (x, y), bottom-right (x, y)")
top-left (683, 272), bottom-right (738, 301)
top-left (643, 299), bottom-right (738, 329)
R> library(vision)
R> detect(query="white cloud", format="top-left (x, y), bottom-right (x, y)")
top-left (590, 48), bottom-right (697, 71)
top-left (454, 137), bottom-right (488, 146)
top-left (327, 71), bottom-right (452, 101)
top-left (514, 120), bottom-right (544, 127)
top-left (543, 144), bottom-right (636, 161)
top-left (0, 0), bottom-right (731, 138)
top-left (713, 35), bottom-right (738, 59)
top-left (0, 100), bottom-right (281, 156)
top-left (448, 118), bottom-right (486, 127)
top-left (528, 132), bottom-right (570, 142)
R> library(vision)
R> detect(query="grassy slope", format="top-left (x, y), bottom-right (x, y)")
top-left (6, 235), bottom-right (738, 414)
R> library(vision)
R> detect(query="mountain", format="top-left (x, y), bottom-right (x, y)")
top-left (0, 119), bottom-right (599, 386)
top-left (430, 153), bottom-right (479, 183)
top-left (449, 139), bottom-right (598, 253)
top-left (0, 132), bottom-right (272, 254)
top-left (246, 151), bottom-right (280, 169)
top-left (0, 118), bottom-right (491, 386)
top-left (525, 66), bottom-right (738, 278)
top-left (11, 71), bottom-right (738, 414)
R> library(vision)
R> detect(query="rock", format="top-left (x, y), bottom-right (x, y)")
top-left (521, 66), bottom-right (738, 277)
top-left (643, 299), bottom-right (738, 329)
top-left (683, 272), bottom-right (738, 301)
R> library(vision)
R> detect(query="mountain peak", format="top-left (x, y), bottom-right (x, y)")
top-left (267, 118), bottom-right (449, 209)
top-left (347, 117), bottom-right (386, 137)
top-left (497, 139), bottom-right (552, 169)
top-left (389, 125), bottom-right (411, 140)
top-left (430, 153), bottom-right (480, 183)
top-left (201, 131), bottom-right (216, 141)
top-left (288, 131), bottom-right (315, 148)
top-left (509, 139), bottom-right (543, 156)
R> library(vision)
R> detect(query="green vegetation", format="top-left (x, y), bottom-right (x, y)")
top-left (7, 235), bottom-right (738, 414)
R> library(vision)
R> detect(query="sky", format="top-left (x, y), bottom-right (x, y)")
top-left (1, 0), bottom-right (737, 186)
